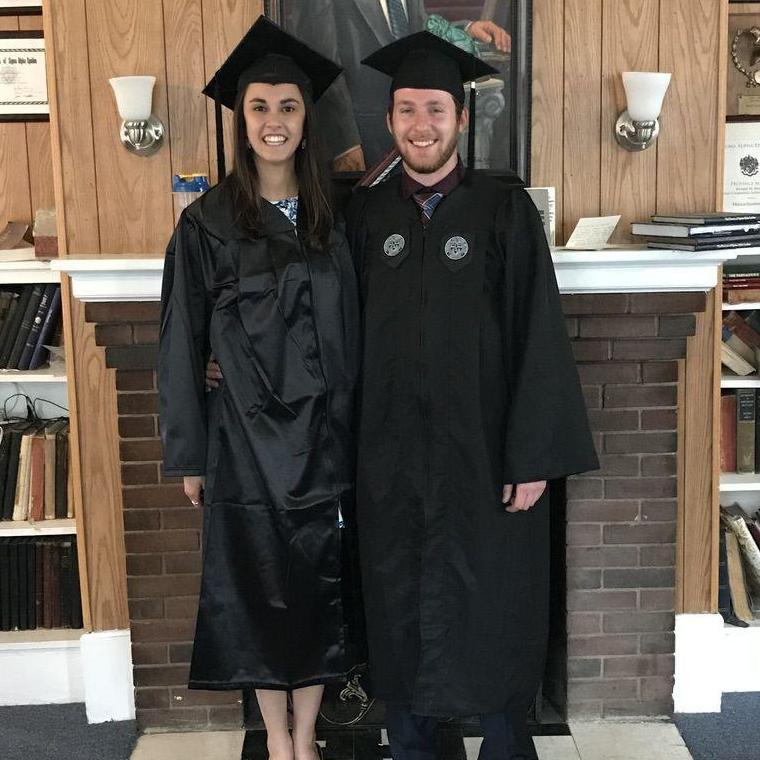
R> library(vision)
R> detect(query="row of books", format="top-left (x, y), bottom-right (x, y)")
top-left (0, 419), bottom-right (70, 522)
top-left (0, 283), bottom-right (62, 371)
top-left (631, 212), bottom-right (760, 252)
top-left (720, 505), bottom-right (760, 625)
top-left (0, 537), bottom-right (82, 632)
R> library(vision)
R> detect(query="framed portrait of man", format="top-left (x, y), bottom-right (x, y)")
top-left (264, 0), bottom-right (532, 181)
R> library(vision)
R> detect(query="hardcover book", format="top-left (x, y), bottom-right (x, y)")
top-left (722, 393), bottom-right (738, 472)
top-left (737, 388), bottom-right (757, 473)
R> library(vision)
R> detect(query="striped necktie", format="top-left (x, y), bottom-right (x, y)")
top-left (412, 190), bottom-right (444, 225)
top-left (387, 0), bottom-right (409, 39)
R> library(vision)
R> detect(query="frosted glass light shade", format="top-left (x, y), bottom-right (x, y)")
top-left (109, 76), bottom-right (155, 121)
top-left (622, 72), bottom-right (671, 121)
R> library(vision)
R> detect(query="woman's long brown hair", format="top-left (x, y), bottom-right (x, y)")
top-left (227, 83), bottom-right (333, 249)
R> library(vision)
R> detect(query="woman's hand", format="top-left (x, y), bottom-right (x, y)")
top-left (205, 356), bottom-right (223, 390)
top-left (184, 476), bottom-right (204, 506)
top-left (502, 481), bottom-right (546, 513)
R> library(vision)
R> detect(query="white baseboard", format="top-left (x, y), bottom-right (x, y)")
top-left (81, 629), bottom-right (136, 723)
top-left (0, 628), bottom-right (135, 723)
top-left (673, 613), bottom-right (723, 713)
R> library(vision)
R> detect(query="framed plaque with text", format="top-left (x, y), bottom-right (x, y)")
top-left (724, 120), bottom-right (760, 213)
top-left (0, 31), bottom-right (48, 121)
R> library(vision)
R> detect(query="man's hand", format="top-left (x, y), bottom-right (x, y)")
top-left (502, 481), bottom-right (546, 513)
top-left (184, 476), bottom-right (204, 506)
top-left (332, 145), bottom-right (366, 173)
top-left (466, 20), bottom-right (511, 53)
top-left (205, 357), bottom-right (223, 390)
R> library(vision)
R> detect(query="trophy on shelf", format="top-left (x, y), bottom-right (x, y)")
top-left (731, 26), bottom-right (760, 115)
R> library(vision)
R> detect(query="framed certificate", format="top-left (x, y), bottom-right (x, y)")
top-left (0, 31), bottom-right (48, 121)
top-left (0, 0), bottom-right (42, 15)
top-left (724, 120), bottom-right (760, 212)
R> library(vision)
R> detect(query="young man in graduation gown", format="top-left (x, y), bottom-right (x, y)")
top-left (346, 34), bottom-right (599, 760)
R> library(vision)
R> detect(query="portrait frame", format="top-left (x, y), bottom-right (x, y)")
top-left (264, 0), bottom-right (533, 182)
top-left (0, 30), bottom-right (49, 122)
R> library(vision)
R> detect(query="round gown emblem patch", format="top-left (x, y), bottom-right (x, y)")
top-left (383, 234), bottom-right (406, 257)
top-left (444, 236), bottom-right (469, 260)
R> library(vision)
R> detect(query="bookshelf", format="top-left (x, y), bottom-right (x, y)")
top-left (0, 518), bottom-right (75, 536)
top-left (718, 253), bottom-right (760, 704)
top-left (723, 302), bottom-right (760, 311)
top-left (0, 368), bottom-right (66, 383)
top-left (721, 374), bottom-right (760, 388)
top-left (720, 253), bottom-right (760, 493)
top-left (719, 473), bottom-right (760, 492)
top-left (0, 260), bottom-right (83, 697)
top-left (0, 628), bottom-right (80, 647)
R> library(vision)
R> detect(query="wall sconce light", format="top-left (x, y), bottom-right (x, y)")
top-left (108, 76), bottom-right (164, 157)
top-left (615, 71), bottom-right (672, 152)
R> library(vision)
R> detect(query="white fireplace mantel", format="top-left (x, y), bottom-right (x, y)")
top-left (50, 246), bottom-right (758, 302)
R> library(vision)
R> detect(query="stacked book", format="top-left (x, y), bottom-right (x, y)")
top-left (0, 536), bottom-right (82, 631)
top-left (0, 419), bottom-right (70, 522)
top-left (0, 283), bottom-right (62, 371)
top-left (721, 309), bottom-right (760, 376)
top-left (631, 212), bottom-right (760, 252)
top-left (723, 261), bottom-right (760, 305)
top-left (720, 505), bottom-right (760, 624)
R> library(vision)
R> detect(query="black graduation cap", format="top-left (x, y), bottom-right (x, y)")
top-left (362, 31), bottom-right (497, 103)
top-left (203, 15), bottom-right (343, 177)
top-left (362, 31), bottom-right (499, 168)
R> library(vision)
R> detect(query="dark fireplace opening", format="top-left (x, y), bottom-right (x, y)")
top-left (540, 477), bottom-right (568, 729)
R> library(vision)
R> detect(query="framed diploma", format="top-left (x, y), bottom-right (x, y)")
top-left (724, 120), bottom-right (760, 213)
top-left (0, 31), bottom-right (48, 121)
top-left (0, 0), bottom-right (42, 15)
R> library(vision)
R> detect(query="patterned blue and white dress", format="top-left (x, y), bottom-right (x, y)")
top-left (273, 196), bottom-right (298, 226)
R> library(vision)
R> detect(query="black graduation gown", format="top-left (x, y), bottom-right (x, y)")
top-left (347, 170), bottom-right (599, 717)
top-left (158, 179), bottom-right (360, 690)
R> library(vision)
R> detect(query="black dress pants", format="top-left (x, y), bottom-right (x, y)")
top-left (385, 705), bottom-right (537, 760)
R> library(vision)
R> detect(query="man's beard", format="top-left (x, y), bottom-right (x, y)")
top-left (397, 130), bottom-right (460, 175)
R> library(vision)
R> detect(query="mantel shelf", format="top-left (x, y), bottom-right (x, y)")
top-left (52, 247), bottom-right (751, 302)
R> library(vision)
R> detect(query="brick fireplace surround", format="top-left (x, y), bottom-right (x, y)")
top-left (84, 290), bottom-right (705, 731)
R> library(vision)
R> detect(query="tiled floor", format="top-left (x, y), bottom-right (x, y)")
top-left (130, 722), bottom-right (694, 760)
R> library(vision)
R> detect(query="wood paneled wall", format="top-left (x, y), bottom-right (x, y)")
top-left (43, 0), bottom-right (728, 252)
top-left (532, 0), bottom-right (727, 244)
top-left (0, 13), bottom-right (54, 231)
top-left (45, 0), bottom-right (263, 257)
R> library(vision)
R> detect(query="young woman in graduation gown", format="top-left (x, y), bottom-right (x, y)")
top-left (158, 19), bottom-right (360, 760)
